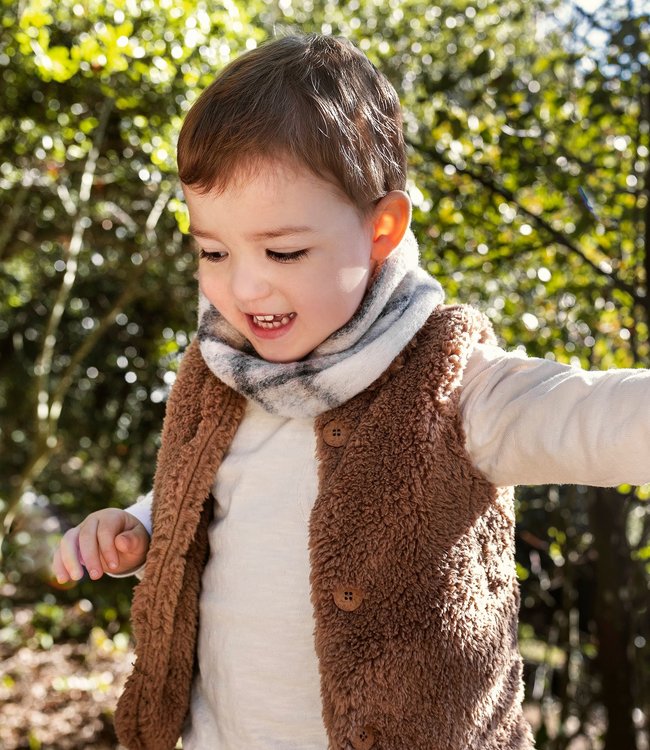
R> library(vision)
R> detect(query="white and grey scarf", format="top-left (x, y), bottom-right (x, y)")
top-left (197, 229), bottom-right (444, 418)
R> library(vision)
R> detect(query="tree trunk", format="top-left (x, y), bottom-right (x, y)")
top-left (588, 486), bottom-right (637, 750)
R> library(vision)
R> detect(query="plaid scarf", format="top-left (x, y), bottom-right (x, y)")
top-left (197, 229), bottom-right (444, 418)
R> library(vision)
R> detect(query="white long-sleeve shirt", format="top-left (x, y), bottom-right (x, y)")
top-left (123, 345), bottom-right (650, 749)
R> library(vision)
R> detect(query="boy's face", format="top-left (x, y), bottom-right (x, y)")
top-left (184, 160), bottom-right (380, 363)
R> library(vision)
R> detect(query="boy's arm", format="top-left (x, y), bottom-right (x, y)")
top-left (460, 344), bottom-right (650, 487)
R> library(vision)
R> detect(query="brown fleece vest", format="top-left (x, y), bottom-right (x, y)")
top-left (115, 305), bottom-right (534, 750)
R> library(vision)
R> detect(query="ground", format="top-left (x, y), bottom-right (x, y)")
top-left (0, 630), bottom-right (131, 750)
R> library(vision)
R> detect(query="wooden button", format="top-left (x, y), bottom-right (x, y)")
top-left (322, 419), bottom-right (350, 447)
top-left (351, 725), bottom-right (375, 750)
top-left (333, 585), bottom-right (364, 612)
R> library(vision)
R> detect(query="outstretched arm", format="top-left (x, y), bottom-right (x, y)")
top-left (460, 344), bottom-right (650, 487)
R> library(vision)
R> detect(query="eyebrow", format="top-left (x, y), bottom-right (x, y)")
top-left (188, 225), bottom-right (314, 242)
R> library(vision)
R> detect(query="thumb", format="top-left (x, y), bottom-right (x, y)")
top-left (115, 530), bottom-right (145, 554)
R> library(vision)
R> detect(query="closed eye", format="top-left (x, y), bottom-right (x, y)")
top-left (199, 249), bottom-right (227, 262)
top-left (199, 248), bottom-right (309, 263)
top-left (267, 249), bottom-right (309, 263)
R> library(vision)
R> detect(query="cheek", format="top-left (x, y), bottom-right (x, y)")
top-left (303, 267), bottom-right (369, 324)
top-left (198, 269), bottom-right (229, 310)
top-left (198, 266), bottom-right (218, 294)
top-left (336, 265), bottom-right (371, 295)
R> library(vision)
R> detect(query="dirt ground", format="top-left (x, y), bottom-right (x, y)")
top-left (0, 632), bottom-right (131, 750)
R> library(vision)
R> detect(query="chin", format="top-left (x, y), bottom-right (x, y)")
top-left (253, 348), bottom-right (297, 364)
top-left (253, 345), bottom-right (313, 364)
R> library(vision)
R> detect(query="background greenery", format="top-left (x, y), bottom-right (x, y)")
top-left (1, 0), bottom-right (649, 747)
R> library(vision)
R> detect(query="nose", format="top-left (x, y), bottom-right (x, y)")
top-left (229, 259), bottom-right (273, 305)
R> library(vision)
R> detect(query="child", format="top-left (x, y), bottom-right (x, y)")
top-left (53, 33), bottom-right (650, 750)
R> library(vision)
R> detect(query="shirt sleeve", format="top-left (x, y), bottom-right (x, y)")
top-left (123, 490), bottom-right (153, 536)
top-left (106, 491), bottom-right (153, 579)
top-left (459, 343), bottom-right (650, 488)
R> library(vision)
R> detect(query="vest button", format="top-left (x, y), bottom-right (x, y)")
top-left (333, 585), bottom-right (364, 612)
top-left (350, 725), bottom-right (375, 750)
top-left (322, 419), bottom-right (350, 447)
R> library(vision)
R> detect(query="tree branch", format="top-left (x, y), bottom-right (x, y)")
top-left (47, 267), bottom-right (147, 427)
top-left (569, 1), bottom-right (611, 33)
top-left (4, 181), bottom-right (171, 542)
top-left (412, 140), bottom-right (640, 301)
top-left (33, 97), bottom-right (114, 440)
top-left (145, 190), bottom-right (171, 244)
top-left (56, 183), bottom-right (77, 217)
top-left (102, 201), bottom-right (138, 232)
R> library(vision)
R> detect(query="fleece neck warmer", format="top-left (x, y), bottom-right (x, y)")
top-left (196, 228), bottom-right (444, 418)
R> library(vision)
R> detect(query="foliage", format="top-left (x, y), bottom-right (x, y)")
top-left (1, 1), bottom-right (649, 748)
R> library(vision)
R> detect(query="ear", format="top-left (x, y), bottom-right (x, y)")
top-left (370, 190), bottom-right (412, 264)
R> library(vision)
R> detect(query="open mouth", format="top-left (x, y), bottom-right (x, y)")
top-left (251, 313), bottom-right (297, 330)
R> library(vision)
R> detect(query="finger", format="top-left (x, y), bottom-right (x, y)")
top-left (115, 532), bottom-right (131, 554)
top-left (52, 547), bottom-right (69, 584)
top-left (117, 530), bottom-right (150, 569)
top-left (115, 529), bottom-right (144, 554)
top-left (98, 548), bottom-right (111, 575)
top-left (58, 528), bottom-right (85, 581)
top-left (77, 516), bottom-right (104, 580)
top-left (97, 523), bottom-right (121, 571)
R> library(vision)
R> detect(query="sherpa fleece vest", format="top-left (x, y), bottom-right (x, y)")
top-left (115, 304), bottom-right (534, 750)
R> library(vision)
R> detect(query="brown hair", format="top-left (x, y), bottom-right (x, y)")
top-left (177, 33), bottom-right (407, 213)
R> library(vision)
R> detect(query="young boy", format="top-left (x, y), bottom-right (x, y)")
top-left (53, 34), bottom-right (650, 750)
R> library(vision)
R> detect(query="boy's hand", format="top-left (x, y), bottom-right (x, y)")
top-left (53, 509), bottom-right (150, 584)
